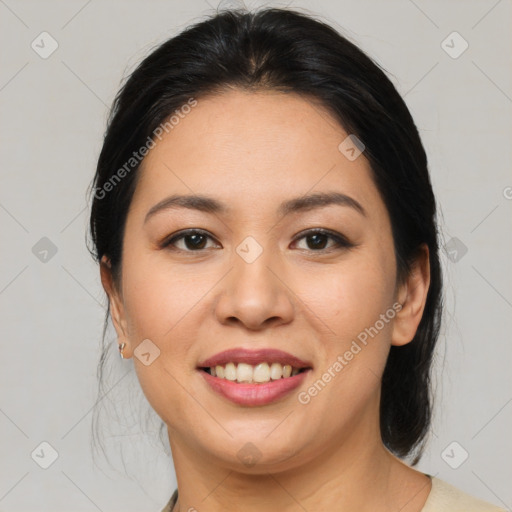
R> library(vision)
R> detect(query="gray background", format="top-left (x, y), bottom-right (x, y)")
top-left (1, 0), bottom-right (511, 511)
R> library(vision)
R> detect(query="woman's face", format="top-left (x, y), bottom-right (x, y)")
top-left (103, 89), bottom-right (427, 472)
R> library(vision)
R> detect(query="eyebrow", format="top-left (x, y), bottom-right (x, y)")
top-left (144, 191), bottom-right (366, 224)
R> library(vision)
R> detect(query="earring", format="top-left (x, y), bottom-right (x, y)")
top-left (118, 342), bottom-right (126, 359)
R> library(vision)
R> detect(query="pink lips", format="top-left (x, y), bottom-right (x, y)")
top-left (197, 348), bottom-right (311, 369)
top-left (200, 369), bottom-right (310, 406)
top-left (197, 348), bottom-right (312, 407)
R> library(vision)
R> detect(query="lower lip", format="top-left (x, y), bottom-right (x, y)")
top-left (199, 369), bottom-right (311, 406)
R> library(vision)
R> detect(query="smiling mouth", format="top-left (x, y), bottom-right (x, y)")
top-left (200, 362), bottom-right (310, 384)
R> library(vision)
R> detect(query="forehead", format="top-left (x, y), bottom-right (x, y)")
top-left (130, 89), bottom-right (383, 218)
top-left (144, 88), bottom-right (347, 165)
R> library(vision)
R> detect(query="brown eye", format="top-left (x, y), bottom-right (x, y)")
top-left (293, 229), bottom-right (352, 252)
top-left (161, 228), bottom-right (352, 253)
top-left (162, 229), bottom-right (218, 251)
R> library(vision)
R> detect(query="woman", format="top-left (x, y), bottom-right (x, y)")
top-left (88, 7), bottom-right (505, 512)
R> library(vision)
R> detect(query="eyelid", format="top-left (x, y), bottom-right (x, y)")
top-left (161, 227), bottom-right (353, 252)
top-left (292, 227), bottom-right (351, 245)
top-left (160, 228), bottom-right (219, 249)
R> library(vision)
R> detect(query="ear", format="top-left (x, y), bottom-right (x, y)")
top-left (100, 255), bottom-right (131, 358)
top-left (391, 244), bottom-right (430, 347)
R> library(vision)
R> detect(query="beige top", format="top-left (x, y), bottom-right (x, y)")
top-left (159, 475), bottom-right (506, 511)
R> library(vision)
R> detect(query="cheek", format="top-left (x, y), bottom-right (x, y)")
top-left (121, 254), bottom-right (209, 424)
top-left (308, 251), bottom-right (396, 339)
top-left (294, 261), bottom-right (396, 436)
top-left (120, 243), bottom-right (209, 340)
top-left (300, 240), bottom-right (397, 397)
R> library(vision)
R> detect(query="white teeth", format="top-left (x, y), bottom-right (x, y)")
top-left (270, 362), bottom-right (282, 380)
top-left (224, 362), bottom-right (237, 381)
top-left (206, 362), bottom-right (305, 383)
top-left (236, 363), bottom-right (253, 383)
top-left (253, 363), bottom-right (270, 383)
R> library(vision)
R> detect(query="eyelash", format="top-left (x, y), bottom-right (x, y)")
top-left (160, 228), bottom-right (353, 253)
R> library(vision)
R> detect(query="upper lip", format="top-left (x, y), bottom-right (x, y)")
top-left (198, 348), bottom-right (312, 369)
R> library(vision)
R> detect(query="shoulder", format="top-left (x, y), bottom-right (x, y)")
top-left (421, 477), bottom-right (507, 512)
top-left (159, 488), bottom-right (178, 512)
top-left (158, 480), bottom-right (507, 512)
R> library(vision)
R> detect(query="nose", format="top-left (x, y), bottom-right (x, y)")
top-left (213, 244), bottom-right (295, 331)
